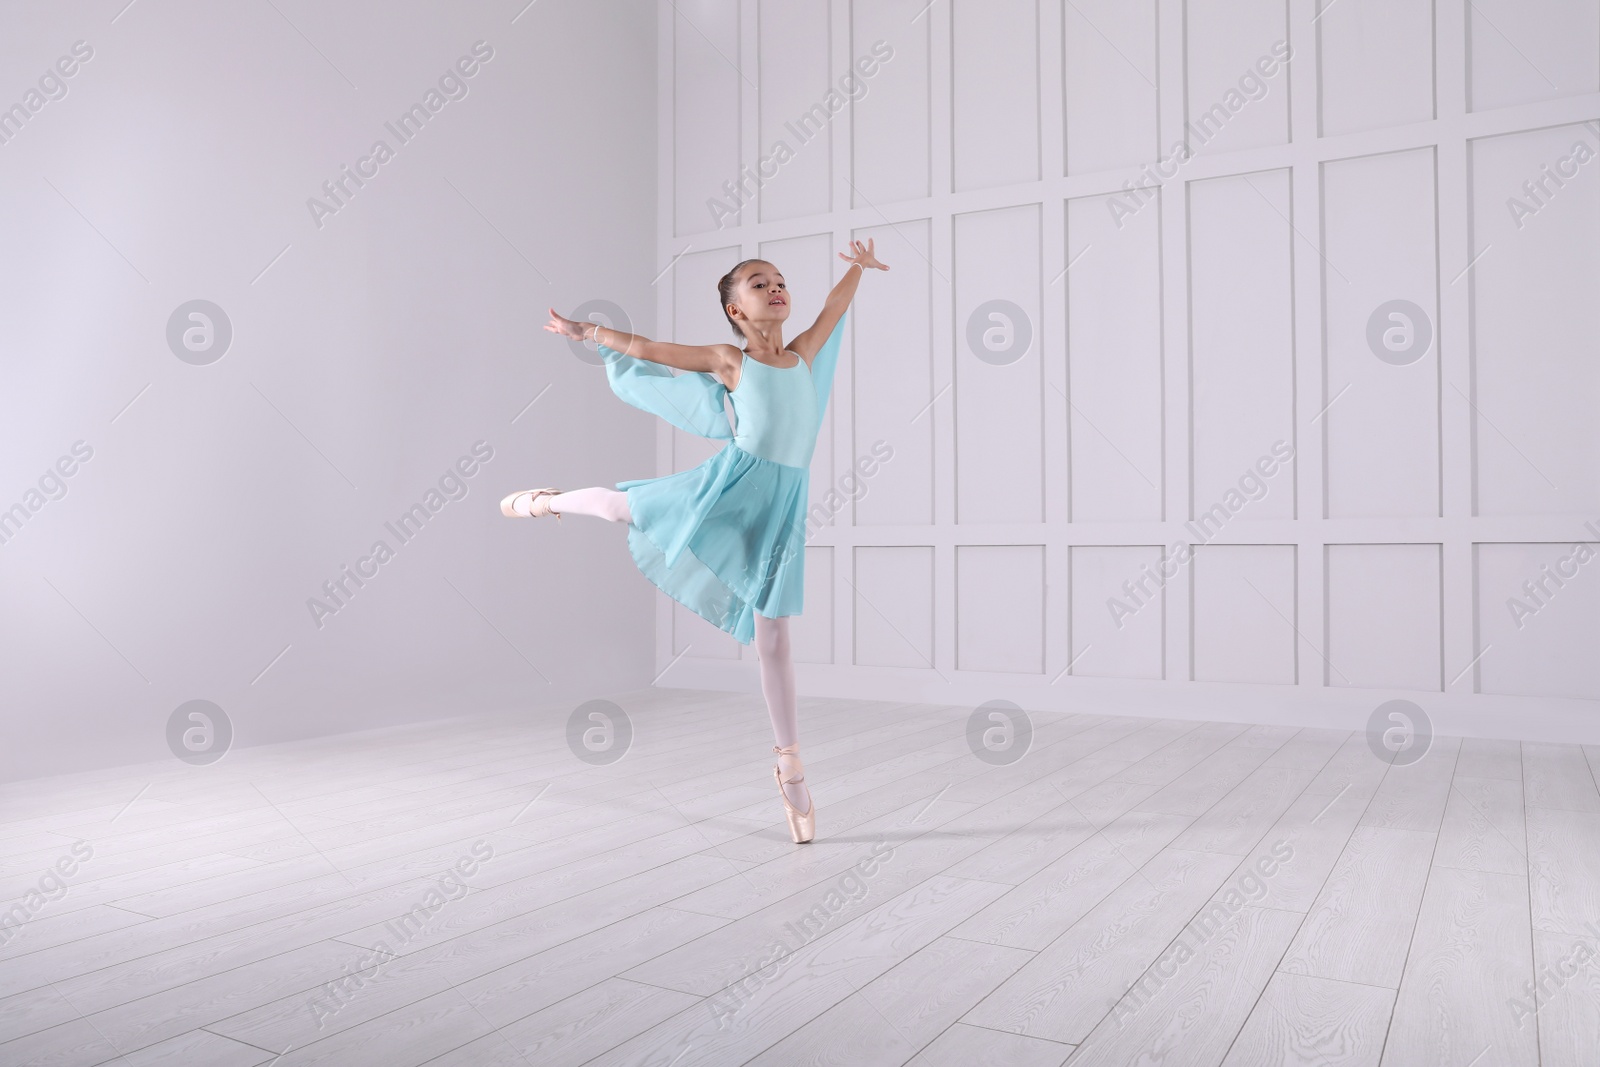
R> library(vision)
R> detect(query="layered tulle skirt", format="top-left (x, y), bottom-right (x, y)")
top-left (616, 442), bottom-right (809, 645)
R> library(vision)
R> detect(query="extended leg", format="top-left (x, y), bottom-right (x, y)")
top-left (537, 487), bottom-right (632, 523)
top-left (753, 613), bottom-right (809, 811)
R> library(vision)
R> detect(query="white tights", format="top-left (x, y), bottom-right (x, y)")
top-left (753, 614), bottom-right (808, 810)
top-left (547, 486), bottom-right (632, 524)
top-left (547, 487), bottom-right (810, 811)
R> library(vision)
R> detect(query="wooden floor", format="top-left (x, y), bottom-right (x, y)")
top-left (2, 689), bottom-right (1596, 1067)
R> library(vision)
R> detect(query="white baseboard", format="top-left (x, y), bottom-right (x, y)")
top-left (652, 659), bottom-right (1600, 746)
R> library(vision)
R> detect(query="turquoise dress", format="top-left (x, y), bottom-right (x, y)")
top-left (596, 313), bottom-right (846, 645)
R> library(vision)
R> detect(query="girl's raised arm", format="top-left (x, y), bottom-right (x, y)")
top-left (789, 239), bottom-right (889, 363)
top-left (546, 309), bottom-right (734, 376)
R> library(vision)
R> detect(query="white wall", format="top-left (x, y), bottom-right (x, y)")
top-left (0, 0), bottom-right (659, 782)
top-left (655, 0), bottom-right (1600, 743)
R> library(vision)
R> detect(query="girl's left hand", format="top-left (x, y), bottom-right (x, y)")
top-left (839, 238), bottom-right (889, 272)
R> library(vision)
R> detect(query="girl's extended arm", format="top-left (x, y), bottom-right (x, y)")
top-left (789, 239), bottom-right (889, 362)
top-left (546, 310), bottom-right (733, 375)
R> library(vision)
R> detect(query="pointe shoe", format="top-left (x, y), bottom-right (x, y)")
top-left (500, 488), bottom-right (563, 520)
top-left (773, 744), bottom-right (815, 843)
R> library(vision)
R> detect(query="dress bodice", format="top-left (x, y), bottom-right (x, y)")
top-left (597, 309), bottom-right (845, 464)
top-left (728, 351), bottom-right (819, 468)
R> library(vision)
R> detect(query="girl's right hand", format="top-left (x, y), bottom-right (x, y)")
top-left (545, 309), bottom-right (589, 341)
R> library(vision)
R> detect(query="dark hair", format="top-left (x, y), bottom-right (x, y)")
top-left (717, 258), bottom-right (764, 340)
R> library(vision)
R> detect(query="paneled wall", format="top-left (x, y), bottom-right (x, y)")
top-left (652, 0), bottom-right (1600, 741)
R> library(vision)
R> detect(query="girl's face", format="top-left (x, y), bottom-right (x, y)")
top-left (729, 262), bottom-right (790, 333)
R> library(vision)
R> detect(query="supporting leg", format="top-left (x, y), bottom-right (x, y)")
top-left (753, 613), bottom-right (809, 811)
top-left (542, 487), bottom-right (633, 523)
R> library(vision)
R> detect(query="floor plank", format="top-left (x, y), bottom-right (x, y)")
top-left (1434, 775), bottom-right (1526, 875)
top-left (742, 936), bottom-right (1031, 1066)
top-left (1523, 743), bottom-right (1600, 813)
top-left (916, 1023), bottom-right (1073, 1067)
top-left (1219, 972), bottom-right (1393, 1067)
top-left (1277, 827), bottom-right (1436, 988)
top-left (1380, 866), bottom-right (1537, 1066)
top-left (1530, 926), bottom-right (1600, 1067)
top-left (948, 810), bottom-right (1191, 951)
top-left (1065, 904), bottom-right (1303, 1066)
top-left (600, 874), bottom-right (1009, 1066)
top-left (960, 847), bottom-right (1239, 1043)
top-left (1527, 806), bottom-right (1600, 936)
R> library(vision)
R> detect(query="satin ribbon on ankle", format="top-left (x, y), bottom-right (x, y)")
top-left (773, 744), bottom-right (805, 784)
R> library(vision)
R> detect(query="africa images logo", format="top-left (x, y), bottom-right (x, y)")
top-left (306, 41), bottom-right (495, 229)
top-left (307, 441), bottom-right (494, 628)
